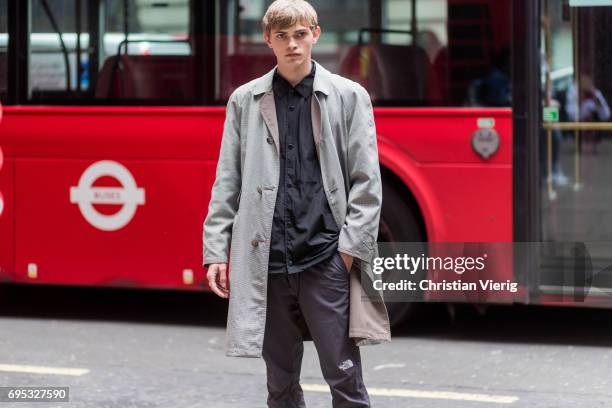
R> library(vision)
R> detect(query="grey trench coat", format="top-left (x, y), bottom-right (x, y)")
top-left (203, 61), bottom-right (391, 358)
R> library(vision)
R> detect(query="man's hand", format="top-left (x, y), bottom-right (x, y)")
top-left (339, 252), bottom-right (353, 274)
top-left (206, 263), bottom-right (229, 298)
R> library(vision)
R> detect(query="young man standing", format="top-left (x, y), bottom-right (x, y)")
top-left (203, 1), bottom-right (391, 406)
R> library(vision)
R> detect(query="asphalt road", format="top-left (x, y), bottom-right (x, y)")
top-left (1, 284), bottom-right (612, 407)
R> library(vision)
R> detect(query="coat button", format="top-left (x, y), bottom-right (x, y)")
top-left (266, 136), bottom-right (274, 144)
top-left (257, 186), bottom-right (263, 194)
top-left (251, 240), bottom-right (259, 247)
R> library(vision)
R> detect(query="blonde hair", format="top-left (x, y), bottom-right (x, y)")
top-left (262, 0), bottom-right (318, 34)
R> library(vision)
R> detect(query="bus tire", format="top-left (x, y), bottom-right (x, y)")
top-left (378, 179), bottom-right (426, 327)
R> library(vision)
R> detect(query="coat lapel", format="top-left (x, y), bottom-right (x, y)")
top-left (311, 61), bottom-right (330, 160)
top-left (254, 60), bottom-right (332, 159)
top-left (259, 91), bottom-right (280, 156)
top-left (311, 94), bottom-right (322, 159)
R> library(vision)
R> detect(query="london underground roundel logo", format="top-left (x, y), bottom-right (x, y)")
top-left (70, 160), bottom-right (145, 231)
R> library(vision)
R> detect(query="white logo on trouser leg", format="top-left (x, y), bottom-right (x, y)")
top-left (338, 359), bottom-right (354, 370)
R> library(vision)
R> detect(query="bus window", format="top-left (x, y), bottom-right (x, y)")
top-left (350, 0), bottom-right (512, 106)
top-left (216, 0), bottom-right (370, 103)
top-left (217, 0), bottom-right (511, 107)
top-left (0, 0), bottom-right (7, 103)
top-left (28, 0), bottom-right (194, 104)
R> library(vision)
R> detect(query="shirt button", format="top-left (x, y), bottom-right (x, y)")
top-left (288, 144), bottom-right (294, 150)
top-left (289, 106), bottom-right (295, 111)
top-left (257, 186), bottom-right (263, 194)
top-left (251, 240), bottom-right (259, 247)
top-left (266, 136), bottom-right (274, 144)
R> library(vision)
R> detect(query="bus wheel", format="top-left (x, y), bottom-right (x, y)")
top-left (378, 180), bottom-right (426, 327)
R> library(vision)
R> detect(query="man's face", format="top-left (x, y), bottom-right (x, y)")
top-left (264, 22), bottom-right (321, 67)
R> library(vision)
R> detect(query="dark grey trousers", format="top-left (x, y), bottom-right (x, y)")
top-left (262, 252), bottom-right (370, 408)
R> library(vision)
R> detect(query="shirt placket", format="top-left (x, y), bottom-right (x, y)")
top-left (276, 98), bottom-right (285, 273)
top-left (284, 90), bottom-right (297, 271)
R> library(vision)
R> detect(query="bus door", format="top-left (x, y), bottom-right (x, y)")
top-left (538, 0), bottom-right (612, 304)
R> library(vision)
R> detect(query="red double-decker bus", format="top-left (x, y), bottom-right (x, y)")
top-left (0, 0), bottom-right (610, 323)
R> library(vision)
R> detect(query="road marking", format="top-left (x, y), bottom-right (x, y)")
top-left (373, 363), bottom-right (406, 370)
top-left (0, 364), bottom-right (89, 376)
top-left (301, 384), bottom-right (518, 404)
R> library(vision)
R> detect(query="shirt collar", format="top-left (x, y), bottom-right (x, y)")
top-left (273, 61), bottom-right (315, 99)
top-left (253, 60), bottom-right (331, 96)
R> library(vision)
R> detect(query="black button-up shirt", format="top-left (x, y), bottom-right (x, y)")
top-left (268, 62), bottom-right (340, 274)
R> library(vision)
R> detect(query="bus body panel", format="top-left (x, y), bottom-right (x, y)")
top-left (376, 108), bottom-right (512, 165)
top-left (1, 106), bottom-right (514, 302)
top-left (0, 106), bottom-right (225, 160)
top-left (378, 141), bottom-right (449, 241)
top-left (1, 107), bottom-right (225, 289)
top-left (377, 108), bottom-right (512, 243)
top-left (0, 158), bottom-right (15, 283)
top-left (13, 157), bottom-right (215, 289)
top-left (377, 108), bottom-right (514, 303)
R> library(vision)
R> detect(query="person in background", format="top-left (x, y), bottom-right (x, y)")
top-left (467, 47), bottom-right (511, 107)
top-left (566, 75), bottom-right (611, 154)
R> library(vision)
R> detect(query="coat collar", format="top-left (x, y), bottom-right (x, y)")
top-left (253, 60), bottom-right (331, 96)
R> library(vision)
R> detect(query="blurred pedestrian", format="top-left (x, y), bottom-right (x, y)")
top-left (566, 75), bottom-right (610, 153)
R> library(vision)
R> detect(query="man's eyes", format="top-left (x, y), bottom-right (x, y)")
top-left (275, 32), bottom-right (307, 40)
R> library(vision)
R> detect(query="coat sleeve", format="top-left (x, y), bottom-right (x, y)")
top-left (337, 84), bottom-right (382, 264)
top-left (202, 92), bottom-right (242, 266)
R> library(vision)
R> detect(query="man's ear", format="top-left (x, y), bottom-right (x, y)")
top-left (312, 25), bottom-right (321, 44)
top-left (263, 31), bottom-right (272, 48)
